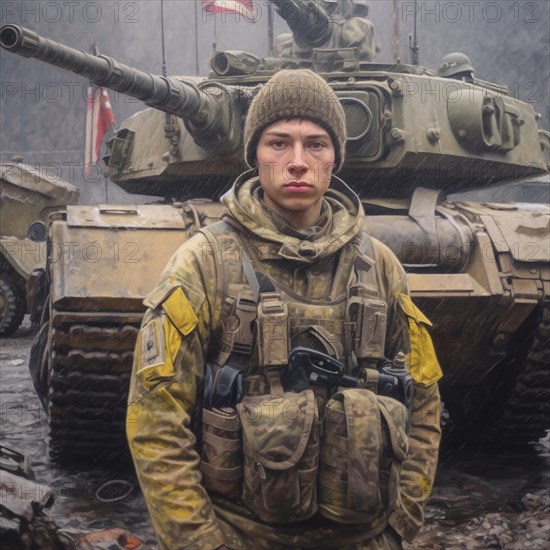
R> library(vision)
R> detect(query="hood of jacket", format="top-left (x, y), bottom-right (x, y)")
top-left (221, 170), bottom-right (364, 263)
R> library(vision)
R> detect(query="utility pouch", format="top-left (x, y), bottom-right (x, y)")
top-left (347, 291), bottom-right (387, 361)
top-left (237, 389), bottom-right (319, 523)
top-left (257, 291), bottom-right (289, 367)
top-left (201, 407), bottom-right (243, 500)
top-left (318, 389), bottom-right (408, 524)
top-left (345, 249), bottom-right (388, 362)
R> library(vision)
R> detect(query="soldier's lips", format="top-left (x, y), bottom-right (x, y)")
top-left (284, 182), bottom-right (313, 192)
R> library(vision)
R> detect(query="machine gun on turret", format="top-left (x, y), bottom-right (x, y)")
top-left (270, 0), bottom-right (378, 62)
top-left (271, 0), bottom-right (332, 48)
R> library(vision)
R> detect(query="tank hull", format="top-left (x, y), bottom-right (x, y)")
top-left (30, 199), bottom-right (549, 462)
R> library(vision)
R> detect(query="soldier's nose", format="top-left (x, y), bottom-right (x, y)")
top-left (287, 145), bottom-right (308, 176)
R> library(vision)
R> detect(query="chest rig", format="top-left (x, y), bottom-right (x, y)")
top-left (200, 220), bottom-right (389, 403)
top-left (199, 222), bottom-right (410, 527)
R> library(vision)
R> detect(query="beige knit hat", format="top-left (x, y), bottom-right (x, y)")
top-left (244, 69), bottom-right (346, 171)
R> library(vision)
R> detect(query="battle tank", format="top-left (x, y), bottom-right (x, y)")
top-left (0, 162), bottom-right (79, 335)
top-left (0, 0), bottom-right (548, 465)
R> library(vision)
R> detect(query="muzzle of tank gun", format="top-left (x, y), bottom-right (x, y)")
top-left (0, 25), bottom-right (39, 57)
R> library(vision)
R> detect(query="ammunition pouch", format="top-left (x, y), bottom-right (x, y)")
top-left (237, 387), bottom-right (320, 523)
top-left (200, 407), bottom-right (243, 500)
top-left (347, 291), bottom-right (387, 362)
top-left (257, 291), bottom-right (289, 368)
top-left (319, 389), bottom-right (408, 524)
top-left (346, 254), bottom-right (388, 364)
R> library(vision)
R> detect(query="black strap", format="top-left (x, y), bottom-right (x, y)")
top-left (242, 254), bottom-right (276, 297)
top-left (204, 362), bottom-right (243, 409)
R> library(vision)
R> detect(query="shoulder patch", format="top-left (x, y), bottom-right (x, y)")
top-left (399, 293), bottom-right (432, 326)
top-left (141, 317), bottom-right (165, 369)
top-left (162, 287), bottom-right (199, 335)
top-left (398, 294), bottom-right (442, 386)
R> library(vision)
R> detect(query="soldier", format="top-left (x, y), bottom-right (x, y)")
top-left (438, 52), bottom-right (475, 82)
top-left (127, 69), bottom-right (442, 549)
top-left (272, 0), bottom-right (379, 62)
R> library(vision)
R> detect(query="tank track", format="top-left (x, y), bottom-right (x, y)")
top-left (0, 269), bottom-right (26, 336)
top-left (485, 297), bottom-right (550, 446)
top-left (47, 315), bottom-right (141, 466)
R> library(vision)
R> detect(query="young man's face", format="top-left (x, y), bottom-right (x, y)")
top-left (255, 118), bottom-right (336, 229)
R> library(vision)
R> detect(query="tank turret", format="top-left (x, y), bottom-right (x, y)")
top-left (2, 21), bottom-right (547, 201)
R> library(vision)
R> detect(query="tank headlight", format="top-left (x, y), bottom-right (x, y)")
top-left (28, 221), bottom-right (46, 242)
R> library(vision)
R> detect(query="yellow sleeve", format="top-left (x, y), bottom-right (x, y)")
top-left (389, 294), bottom-right (442, 542)
top-left (398, 293), bottom-right (443, 386)
top-left (126, 236), bottom-right (225, 550)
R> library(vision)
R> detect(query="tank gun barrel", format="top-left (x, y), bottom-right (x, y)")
top-left (0, 25), bottom-right (235, 151)
top-left (270, 0), bottom-right (331, 48)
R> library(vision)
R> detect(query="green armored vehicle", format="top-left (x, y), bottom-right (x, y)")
top-left (0, 162), bottom-right (79, 335)
top-left (1, 0), bottom-right (548, 464)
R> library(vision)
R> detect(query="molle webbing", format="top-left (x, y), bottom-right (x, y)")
top-left (200, 223), bottom-right (388, 373)
top-left (346, 236), bottom-right (388, 363)
top-left (216, 289), bottom-right (256, 368)
top-left (200, 407), bottom-right (243, 499)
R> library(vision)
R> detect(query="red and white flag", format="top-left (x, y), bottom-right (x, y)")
top-left (84, 84), bottom-right (116, 177)
top-left (201, 0), bottom-right (256, 19)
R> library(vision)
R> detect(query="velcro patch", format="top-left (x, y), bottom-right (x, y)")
top-left (141, 317), bottom-right (165, 369)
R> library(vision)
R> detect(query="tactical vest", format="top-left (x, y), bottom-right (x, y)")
top-left (198, 220), bottom-right (409, 528)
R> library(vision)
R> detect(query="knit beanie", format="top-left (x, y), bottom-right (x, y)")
top-left (244, 69), bottom-right (346, 172)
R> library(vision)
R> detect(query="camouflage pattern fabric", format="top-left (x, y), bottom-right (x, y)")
top-left (127, 173), bottom-right (442, 549)
top-left (319, 389), bottom-right (408, 526)
top-left (237, 389), bottom-right (319, 522)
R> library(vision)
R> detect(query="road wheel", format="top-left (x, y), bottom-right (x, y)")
top-left (441, 300), bottom-right (550, 452)
top-left (0, 271), bottom-right (26, 336)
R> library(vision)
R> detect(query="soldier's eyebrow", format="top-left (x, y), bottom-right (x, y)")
top-left (263, 131), bottom-right (330, 140)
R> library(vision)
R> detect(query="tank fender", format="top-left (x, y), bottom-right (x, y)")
top-left (457, 202), bottom-right (549, 263)
top-left (0, 236), bottom-right (46, 280)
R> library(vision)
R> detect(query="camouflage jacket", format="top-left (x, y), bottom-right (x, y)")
top-left (127, 174), bottom-right (442, 549)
